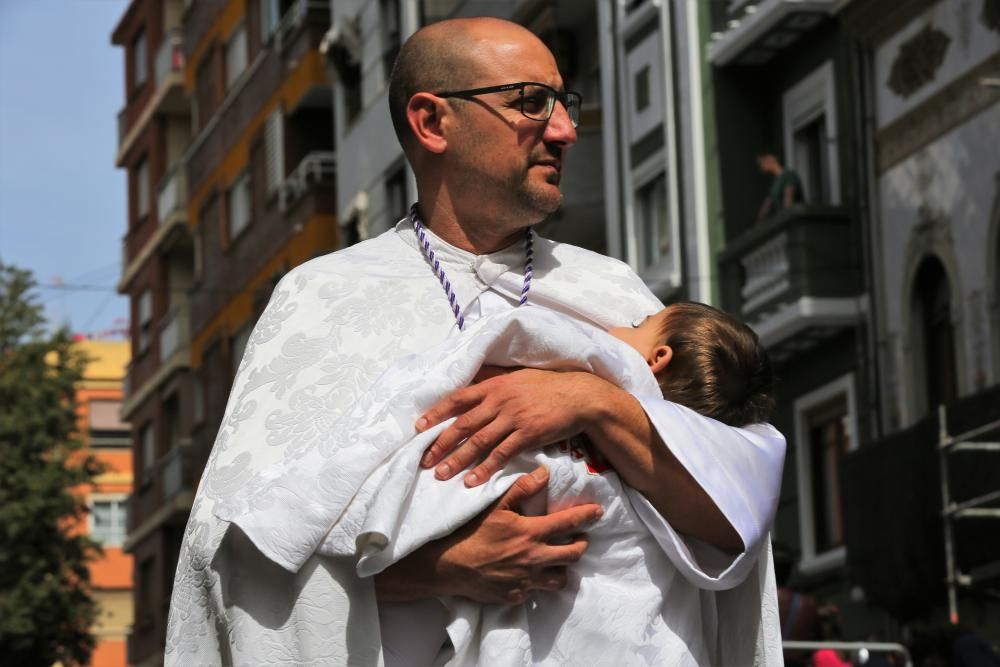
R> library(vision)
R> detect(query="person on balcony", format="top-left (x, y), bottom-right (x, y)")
top-left (755, 152), bottom-right (805, 225)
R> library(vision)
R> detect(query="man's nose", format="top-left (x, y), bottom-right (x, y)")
top-left (543, 100), bottom-right (577, 147)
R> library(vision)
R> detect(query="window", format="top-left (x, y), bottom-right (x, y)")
top-left (140, 421), bottom-right (155, 481)
top-left (137, 289), bottom-right (153, 353)
top-left (225, 24), bottom-right (248, 90)
top-left (260, 0), bottom-right (280, 41)
top-left (89, 400), bottom-right (129, 447)
top-left (634, 64), bottom-right (651, 113)
top-left (635, 175), bottom-right (669, 271)
top-left (913, 256), bottom-right (957, 415)
top-left (264, 109), bottom-right (285, 195)
top-left (625, 30), bottom-right (664, 144)
top-left (782, 62), bottom-right (840, 205)
top-left (227, 172), bottom-right (252, 241)
top-left (380, 0), bottom-right (402, 80)
top-left (133, 30), bottom-right (147, 89)
top-left (90, 498), bottom-right (128, 546)
top-left (195, 52), bottom-right (217, 130)
top-left (385, 167), bottom-right (408, 226)
top-left (793, 374), bottom-right (857, 572)
top-left (135, 158), bottom-right (149, 219)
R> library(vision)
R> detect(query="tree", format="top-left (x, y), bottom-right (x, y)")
top-left (0, 262), bottom-right (103, 666)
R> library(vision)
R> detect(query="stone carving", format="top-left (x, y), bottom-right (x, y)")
top-left (887, 25), bottom-right (951, 98)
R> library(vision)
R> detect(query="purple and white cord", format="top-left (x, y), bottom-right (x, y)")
top-left (410, 203), bottom-right (533, 331)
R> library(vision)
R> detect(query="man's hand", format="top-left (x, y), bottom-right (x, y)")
top-left (417, 367), bottom-right (603, 486)
top-left (374, 466), bottom-right (601, 603)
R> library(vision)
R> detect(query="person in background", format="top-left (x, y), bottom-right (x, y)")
top-left (755, 152), bottom-right (805, 225)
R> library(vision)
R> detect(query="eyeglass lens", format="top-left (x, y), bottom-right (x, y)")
top-left (521, 84), bottom-right (580, 127)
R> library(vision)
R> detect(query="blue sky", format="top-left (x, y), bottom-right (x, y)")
top-left (0, 0), bottom-right (129, 337)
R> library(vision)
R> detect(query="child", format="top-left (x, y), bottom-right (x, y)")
top-left (377, 302), bottom-right (777, 666)
top-left (608, 300), bottom-right (774, 427)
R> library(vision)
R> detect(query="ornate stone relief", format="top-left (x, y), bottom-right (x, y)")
top-left (886, 25), bottom-right (951, 98)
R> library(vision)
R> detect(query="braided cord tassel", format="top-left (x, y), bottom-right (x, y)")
top-left (520, 227), bottom-right (533, 306)
top-left (410, 203), bottom-right (534, 331)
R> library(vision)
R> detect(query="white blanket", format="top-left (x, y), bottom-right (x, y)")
top-left (223, 307), bottom-right (785, 665)
top-left (167, 223), bottom-right (785, 666)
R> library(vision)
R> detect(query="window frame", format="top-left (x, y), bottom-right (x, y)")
top-left (135, 157), bottom-right (150, 220)
top-left (89, 494), bottom-right (128, 547)
top-left (133, 30), bottom-right (147, 90)
top-left (782, 61), bottom-right (840, 205)
top-left (793, 373), bottom-right (858, 574)
top-left (224, 23), bottom-right (248, 91)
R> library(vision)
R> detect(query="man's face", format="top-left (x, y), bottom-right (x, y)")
top-left (444, 32), bottom-right (578, 225)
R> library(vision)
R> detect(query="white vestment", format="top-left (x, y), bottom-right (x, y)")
top-left (165, 222), bottom-right (786, 666)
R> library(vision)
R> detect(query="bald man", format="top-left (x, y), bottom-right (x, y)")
top-left (166, 18), bottom-right (784, 666)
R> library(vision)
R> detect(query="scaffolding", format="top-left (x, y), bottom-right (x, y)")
top-left (938, 405), bottom-right (1000, 625)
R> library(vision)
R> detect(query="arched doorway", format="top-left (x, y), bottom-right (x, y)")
top-left (912, 255), bottom-right (958, 416)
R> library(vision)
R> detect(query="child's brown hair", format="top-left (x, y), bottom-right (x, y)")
top-left (656, 302), bottom-right (775, 426)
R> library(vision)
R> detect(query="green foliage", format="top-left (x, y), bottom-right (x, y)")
top-left (0, 262), bottom-right (104, 666)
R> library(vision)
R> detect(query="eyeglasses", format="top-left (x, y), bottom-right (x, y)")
top-left (435, 81), bottom-right (582, 128)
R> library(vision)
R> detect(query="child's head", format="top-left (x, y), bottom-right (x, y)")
top-left (609, 302), bottom-right (775, 426)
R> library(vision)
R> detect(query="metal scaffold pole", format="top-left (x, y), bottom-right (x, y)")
top-left (937, 404), bottom-right (1000, 625)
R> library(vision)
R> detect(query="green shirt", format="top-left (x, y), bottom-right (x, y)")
top-left (768, 168), bottom-right (804, 212)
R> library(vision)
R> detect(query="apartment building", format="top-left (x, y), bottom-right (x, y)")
top-left (709, 0), bottom-right (1000, 646)
top-left (112, 1), bottom-right (194, 662)
top-left (114, 0), bottom-right (338, 662)
top-left (75, 339), bottom-right (133, 667)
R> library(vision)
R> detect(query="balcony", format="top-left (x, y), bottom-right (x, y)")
top-left (159, 438), bottom-right (196, 505)
top-left (119, 163), bottom-right (190, 293)
top-left (718, 205), bottom-right (863, 358)
top-left (708, 0), bottom-right (836, 66)
top-left (116, 29), bottom-right (187, 166)
top-left (124, 439), bottom-right (196, 553)
top-left (120, 303), bottom-right (191, 421)
top-left (158, 303), bottom-right (189, 363)
top-left (157, 162), bottom-right (188, 227)
top-left (278, 151), bottom-right (336, 212)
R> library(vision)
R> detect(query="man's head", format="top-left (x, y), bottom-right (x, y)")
top-left (387, 18), bottom-right (578, 233)
top-left (756, 153), bottom-right (782, 175)
top-left (609, 302), bottom-right (775, 426)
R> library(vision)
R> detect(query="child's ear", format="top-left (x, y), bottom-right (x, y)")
top-left (648, 345), bottom-right (673, 375)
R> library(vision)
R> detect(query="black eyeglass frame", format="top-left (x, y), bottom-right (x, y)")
top-left (434, 81), bottom-right (582, 127)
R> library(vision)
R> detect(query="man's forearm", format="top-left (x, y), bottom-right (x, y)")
top-left (579, 377), bottom-right (744, 553)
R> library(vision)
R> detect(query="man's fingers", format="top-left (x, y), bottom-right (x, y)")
top-left (532, 566), bottom-right (569, 592)
top-left (415, 385), bottom-right (485, 433)
top-left (463, 433), bottom-right (525, 487)
top-left (539, 538), bottom-right (589, 566)
top-left (533, 503), bottom-right (603, 540)
top-left (498, 466), bottom-right (549, 511)
top-left (421, 401), bottom-right (500, 469)
top-left (432, 419), bottom-right (513, 480)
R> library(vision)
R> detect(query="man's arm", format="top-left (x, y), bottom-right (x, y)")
top-left (416, 368), bottom-right (743, 553)
top-left (783, 183), bottom-right (797, 209)
top-left (755, 197), bottom-right (772, 225)
top-left (373, 466), bottom-right (601, 603)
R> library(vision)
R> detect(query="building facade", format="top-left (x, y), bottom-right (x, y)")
top-left (113, 0), bottom-right (338, 663)
top-left (75, 339), bottom-right (133, 667)
top-left (709, 0), bottom-right (1000, 652)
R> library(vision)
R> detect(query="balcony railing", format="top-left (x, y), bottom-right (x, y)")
top-left (718, 206), bottom-right (861, 348)
top-left (158, 304), bottom-right (189, 363)
top-left (157, 163), bottom-right (187, 223)
top-left (278, 151), bottom-right (336, 212)
top-left (154, 29), bottom-right (184, 89)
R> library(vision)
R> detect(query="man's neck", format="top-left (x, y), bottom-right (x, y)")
top-left (416, 201), bottom-right (527, 255)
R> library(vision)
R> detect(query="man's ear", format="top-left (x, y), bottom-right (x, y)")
top-left (648, 345), bottom-right (673, 375)
top-left (406, 92), bottom-right (449, 154)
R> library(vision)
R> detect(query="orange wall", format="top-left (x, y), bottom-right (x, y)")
top-left (72, 341), bottom-right (133, 667)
